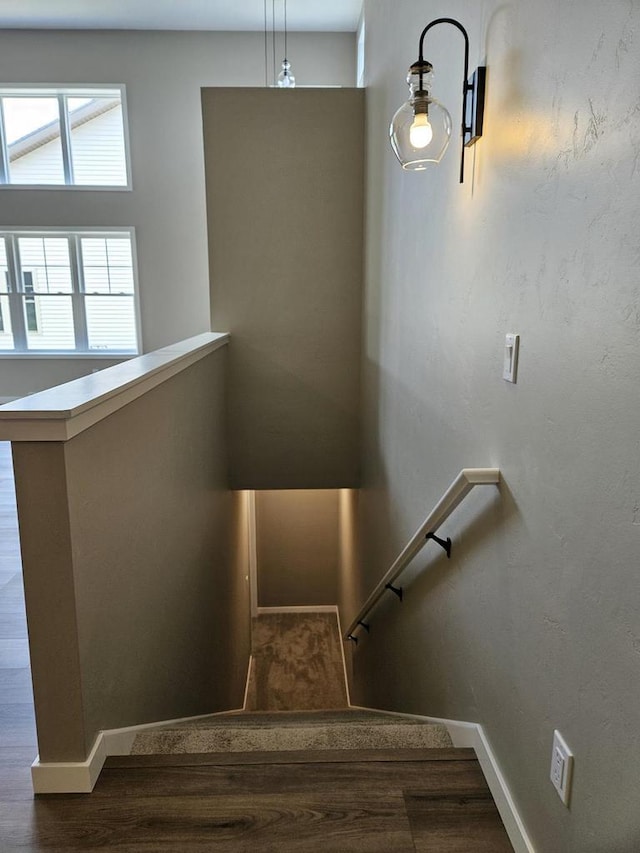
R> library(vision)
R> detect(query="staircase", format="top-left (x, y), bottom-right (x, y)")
top-left (99, 611), bottom-right (513, 851)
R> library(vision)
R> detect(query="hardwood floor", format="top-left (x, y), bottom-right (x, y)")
top-left (0, 441), bottom-right (513, 852)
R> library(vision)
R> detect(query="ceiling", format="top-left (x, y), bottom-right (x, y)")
top-left (0, 0), bottom-right (363, 33)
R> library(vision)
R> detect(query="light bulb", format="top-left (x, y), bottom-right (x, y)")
top-left (409, 113), bottom-right (433, 149)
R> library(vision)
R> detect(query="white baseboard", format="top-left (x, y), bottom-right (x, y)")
top-left (242, 654), bottom-right (254, 710)
top-left (100, 709), bottom-right (223, 757)
top-left (248, 490), bottom-right (258, 618)
top-left (350, 705), bottom-right (535, 853)
top-left (31, 734), bottom-right (107, 794)
top-left (470, 725), bottom-right (536, 853)
top-left (32, 697), bottom-right (253, 794)
top-left (335, 608), bottom-right (352, 707)
top-left (256, 605), bottom-right (338, 614)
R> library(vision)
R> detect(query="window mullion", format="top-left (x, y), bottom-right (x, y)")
top-left (58, 95), bottom-right (74, 185)
top-left (0, 100), bottom-right (8, 184)
top-left (5, 236), bottom-right (27, 351)
top-left (69, 236), bottom-right (88, 351)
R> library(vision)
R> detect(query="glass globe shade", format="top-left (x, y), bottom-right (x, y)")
top-left (389, 95), bottom-right (452, 171)
top-left (277, 60), bottom-right (296, 88)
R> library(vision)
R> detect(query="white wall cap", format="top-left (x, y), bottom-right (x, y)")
top-left (0, 331), bottom-right (229, 441)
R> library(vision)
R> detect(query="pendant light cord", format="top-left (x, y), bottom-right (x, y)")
top-left (284, 0), bottom-right (288, 61)
top-left (272, 0), bottom-right (276, 86)
top-left (264, 0), bottom-right (268, 87)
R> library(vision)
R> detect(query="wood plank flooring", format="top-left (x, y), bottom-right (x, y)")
top-left (2, 751), bottom-right (513, 852)
top-left (0, 441), bottom-right (513, 851)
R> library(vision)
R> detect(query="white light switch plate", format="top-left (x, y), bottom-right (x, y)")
top-left (503, 333), bottom-right (519, 382)
top-left (550, 729), bottom-right (573, 806)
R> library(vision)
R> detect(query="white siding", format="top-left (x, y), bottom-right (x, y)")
top-left (9, 104), bottom-right (127, 187)
top-left (24, 295), bottom-right (75, 350)
top-left (85, 295), bottom-right (136, 350)
top-left (71, 105), bottom-right (127, 186)
top-left (9, 137), bottom-right (65, 185)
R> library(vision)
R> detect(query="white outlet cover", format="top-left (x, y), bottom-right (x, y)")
top-left (550, 729), bottom-right (574, 806)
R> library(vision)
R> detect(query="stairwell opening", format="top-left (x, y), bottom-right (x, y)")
top-left (239, 487), bottom-right (360, 711)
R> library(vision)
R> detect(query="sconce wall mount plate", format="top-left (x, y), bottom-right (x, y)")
top-left (464, 66), bottom-right (486, 146)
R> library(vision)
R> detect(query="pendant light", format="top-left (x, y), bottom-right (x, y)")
top-left (277, 0), bottom-right (295, 88)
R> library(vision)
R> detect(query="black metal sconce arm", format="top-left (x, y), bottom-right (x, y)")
top-left (418, 17), bottom-right (470, 85)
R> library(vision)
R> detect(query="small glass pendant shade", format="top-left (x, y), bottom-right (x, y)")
top-left (277, 59), bottom-right (296, 88)
top-left (389, 63), bottom-right (452, 171)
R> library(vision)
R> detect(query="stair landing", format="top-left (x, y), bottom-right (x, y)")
top-left (246, 611), bottom-right (348, 711)
top-left (101, 749), bottom-right (513, 852)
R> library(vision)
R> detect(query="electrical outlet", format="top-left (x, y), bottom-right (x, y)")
top-left (550, 729), bottom-right (574, 806)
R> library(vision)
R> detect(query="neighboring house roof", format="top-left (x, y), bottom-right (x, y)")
top-left (8, 97), bottom-right (120, 161)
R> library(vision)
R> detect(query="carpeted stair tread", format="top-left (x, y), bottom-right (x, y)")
top-left (130, 712), bottom-right (453, 755)
top-left (171, 709), bottom-right (432, 730)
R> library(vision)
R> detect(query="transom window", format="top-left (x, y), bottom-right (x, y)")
top-left (0, 230), bottom-right (139, 355)
top-left (0, 86), bottom-right (130, 187)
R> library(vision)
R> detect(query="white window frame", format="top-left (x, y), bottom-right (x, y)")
top-left (356, 17), bottom-right (366, 88)
top-left (0, 227), bottom-right (141, 357)
top-left (0, 84), bottom-right (132, 190)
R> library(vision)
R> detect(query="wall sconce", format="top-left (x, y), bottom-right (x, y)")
top-left (389, 17), bottom-right (486, 181)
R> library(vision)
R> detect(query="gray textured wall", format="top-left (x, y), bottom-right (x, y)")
top-left (204, 88), bottom-right (364, 490)
top-left (351, 1), bottom-right (640, 851)
top-left (13, 349), bottom-right (250, 761)
top-left (256, 489), bottom-right (340, 607)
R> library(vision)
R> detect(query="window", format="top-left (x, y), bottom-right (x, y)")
top-left (0, 230), bottom-right (139, 355)
top-left (0, 87), bottom-right (130, 187)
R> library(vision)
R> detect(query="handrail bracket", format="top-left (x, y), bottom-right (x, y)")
top-left (426, 531), bottom-right (452, 558)
top-left (385, 583), bottom-right (404, 601)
